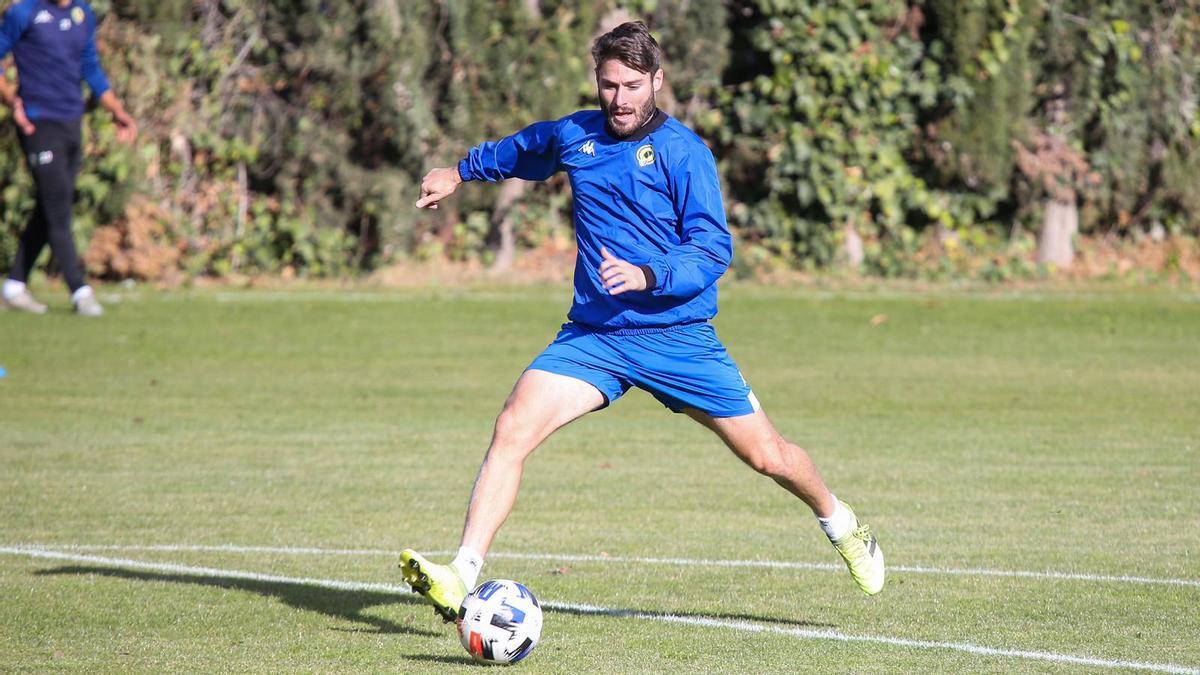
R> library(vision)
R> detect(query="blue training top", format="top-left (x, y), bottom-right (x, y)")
top-left (0, 0), bottom-right (109, 121)
top-left (459, 109), bottom-right (731, 331)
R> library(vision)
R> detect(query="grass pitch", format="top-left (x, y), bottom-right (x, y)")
top-left (1, 284), bottom-right (1197, 672)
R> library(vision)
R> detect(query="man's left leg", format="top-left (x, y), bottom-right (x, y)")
top-left (685, 408), bottom-right (886, 595)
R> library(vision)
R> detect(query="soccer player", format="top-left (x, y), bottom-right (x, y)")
top-left (0, 0), bottom-right (137, 316)
top-left (402, 22), bottom-right (884, 621)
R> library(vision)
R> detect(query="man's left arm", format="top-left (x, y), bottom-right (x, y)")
top-left (640, 147), bottom-right (732, 299)
top-left (81, 8), bottom-right (136, 143)
top-left (600, 148), bottom-right (731, 298)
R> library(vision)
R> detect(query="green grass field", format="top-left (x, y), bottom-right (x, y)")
top-left (1, 284), bottom-right (1197, 672)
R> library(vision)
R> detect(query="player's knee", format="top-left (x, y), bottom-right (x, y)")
top-left (743, 436), bottom-right (791, 479)
top-left (490, 407), bottom-right (539, 458)
top-left (749, 455), bottom-right (786, 479)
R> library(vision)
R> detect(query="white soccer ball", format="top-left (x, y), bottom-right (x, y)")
top-left (457, 579), bottom-right (543, 665)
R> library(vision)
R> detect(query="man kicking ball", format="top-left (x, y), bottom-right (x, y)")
top-left (402, 21), bottom-right (884, 621)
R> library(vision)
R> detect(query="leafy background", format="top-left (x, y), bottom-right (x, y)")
top-left (1, 0), bottom-right (1197, 283)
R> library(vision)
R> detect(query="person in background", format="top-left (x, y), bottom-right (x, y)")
top-left (0, 0), bottom-right (137, 316)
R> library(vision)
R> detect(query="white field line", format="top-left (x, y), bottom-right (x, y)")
top-left (552, 600), bottom-right (1200, 674)
top-left (1, 546), bottom-right (1196, 675)
top-left (9, 543), bottom-right (1200, 589)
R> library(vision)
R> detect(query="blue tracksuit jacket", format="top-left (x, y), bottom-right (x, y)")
top-left (0, 0), bottom-right (109, 121)
top-left (458, 109), bottom-right (731, 331)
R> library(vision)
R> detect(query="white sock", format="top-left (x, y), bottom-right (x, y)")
top-left (71, 285), bottom-right (94, 303)
top-left (3, 279), bottom-right (26, 300)
top-left (817, 496), bottom-right (855, 541)
top-left (451, 546), bottom-right (484, 590)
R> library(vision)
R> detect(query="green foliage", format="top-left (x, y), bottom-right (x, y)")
top-left (0, 104), bottom-right (35, 268)
top-left (924, 0), bottom-right (1038, 197)
top-left (420, 1), bottom-right (599, 262)
top-left (632, 0), bottom-right (730, 125)
top-left (1, 0), bottom-right (1197, 282)
top-left (719, 0), bottom-right (941, 273)
top-left (1034, 1), bottom-right (1200, 236)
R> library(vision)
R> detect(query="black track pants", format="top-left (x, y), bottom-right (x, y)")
top-left (9, 118), bottom-right (85, 292)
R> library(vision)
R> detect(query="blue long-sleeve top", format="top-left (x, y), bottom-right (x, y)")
top-left (459, 109), bottom-right (732, 331)
top-left (0, 0), bottom-right (109, 121)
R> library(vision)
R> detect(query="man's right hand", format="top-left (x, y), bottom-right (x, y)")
top-left (415, 167), bottom-right (463, 210)
top-left (10, 96), bottom-right (35, 136)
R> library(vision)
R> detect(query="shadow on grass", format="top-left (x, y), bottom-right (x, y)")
top-left (402, 653), bottom-right (477, 666)
top-left (36, 566), bottom-right (439, 636)
top-left (548, 603), bottom-right (836, 629)
top-left (393, 606), bottom-right (834, 667)
top-left (35, 565), bottom-right (835, 664)
top-left (703, 612), bottom-right (836, 629)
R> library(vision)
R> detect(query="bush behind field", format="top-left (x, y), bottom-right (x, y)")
top-left (1, 0), bottom-right (1197, 282)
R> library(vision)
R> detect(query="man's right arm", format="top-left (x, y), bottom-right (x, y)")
top-left (416, 118), bottom-right (563, 210)
top-left (0, 0), bottom-right (32, 62)
top-left (415, 167), bottom-right (462, 210)
top-left (0, 0), bottom-right (35, 135)
top-left (0, 72), bottom-right (35, 136)
top-left (457, 119), bottom-right (562, 183)
top-left (0, 75), bottom-right (14, 106)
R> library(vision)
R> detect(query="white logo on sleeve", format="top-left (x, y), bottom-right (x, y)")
top-left (34, 10), bottom-right (53, 24)
top-left (579, 140), bottom-right (595, 156)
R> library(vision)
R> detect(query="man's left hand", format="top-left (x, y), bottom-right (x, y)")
top-left (98, 91), bottom-right (137, 143)
top-left (599, 247), bottom-right (648, 295)
top-left (112, 109), bottom-right (137, 144)
top-left (11, 97), bottom-right (35, 136)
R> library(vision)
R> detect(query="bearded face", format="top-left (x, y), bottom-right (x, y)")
top-left (596, 59), bottom-right (663, 138)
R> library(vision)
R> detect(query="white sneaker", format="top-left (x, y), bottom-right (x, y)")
top-left (3, 289), bottom-right (48, 314)
top-left (73, 291), bottom-right (104, 317)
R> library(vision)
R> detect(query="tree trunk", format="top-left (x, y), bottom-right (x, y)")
top-left (1037, 197), bottom-right (1078, 268)
top-left (489, 180), bottom-right (527, 273)
top-left (843, 221), bottom-right (865, 267)
top-left (936, 222), bottom-right (958, 249)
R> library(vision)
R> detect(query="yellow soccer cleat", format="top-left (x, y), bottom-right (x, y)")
top-left (830, 502), bottom-right (886, 595)
top-left (399, 549), bottom-right (468, 622)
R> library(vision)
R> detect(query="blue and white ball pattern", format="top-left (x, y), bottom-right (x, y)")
top-left (457, 579), bottom-right (543, 665)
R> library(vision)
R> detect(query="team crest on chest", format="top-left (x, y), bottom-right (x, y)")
top-left (72, 7), bottom-right (85, 24)
top-left (636, 144), bottom-right (655, 167)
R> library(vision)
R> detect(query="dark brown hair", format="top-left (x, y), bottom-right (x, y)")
top-left (591, 21), bottom-right (661, 74)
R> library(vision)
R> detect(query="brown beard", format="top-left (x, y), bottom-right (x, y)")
top-left (605, 91), bottom-right (658, 138)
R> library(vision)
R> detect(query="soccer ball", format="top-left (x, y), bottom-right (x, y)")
top-left (457, 579), bottom-right (543, 665)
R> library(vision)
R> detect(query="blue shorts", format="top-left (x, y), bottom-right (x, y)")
top-left (526, 322), bottom-right (760, 418)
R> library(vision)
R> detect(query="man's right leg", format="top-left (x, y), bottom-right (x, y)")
top-left (401, 368), bottom-right (606, 620)
top-left (10, 208), bottom-right (49, 284)
top-left (3, 126), bottom-right (57, 313)
top-left (3, 209), bottom-right (50, 313)
top-left (460, 368), bottom-right (606, 555)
